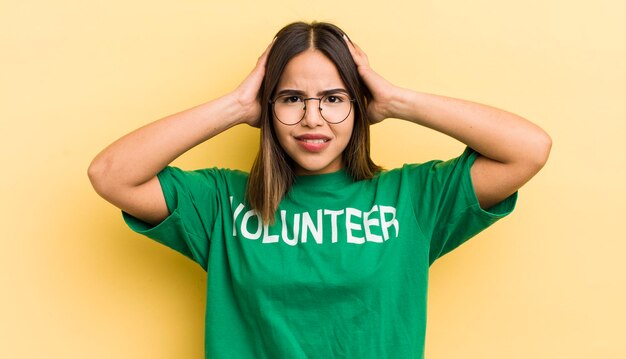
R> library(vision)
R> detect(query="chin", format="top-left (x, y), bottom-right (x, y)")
top-left (294, 158), bottom-right (342, 175)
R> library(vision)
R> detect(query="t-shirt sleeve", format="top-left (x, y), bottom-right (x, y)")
top-left (406, 147), bottom-right (517, 265)
top-left (121, 166), bottom-right (222, 270)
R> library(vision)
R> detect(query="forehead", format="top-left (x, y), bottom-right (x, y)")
top-left (276, 49), bottom-right (346, 92)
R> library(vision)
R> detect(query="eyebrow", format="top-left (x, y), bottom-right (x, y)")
top-left (275, 88), bottom-right (350, 97)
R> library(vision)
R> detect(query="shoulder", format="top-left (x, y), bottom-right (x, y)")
top-left (397, 148), bottom-right (478, 177)
top-left (160, 166), bottom-right (249, 178)
top-left (372, 159), bottom-right (444, 181)
top-left (158, 166), bottom-right (250, 190)
top-left (370, 148), bottom-right (478, 189)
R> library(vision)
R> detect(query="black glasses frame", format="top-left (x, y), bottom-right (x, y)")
top-left (269, 95), bottom-right (356, 126)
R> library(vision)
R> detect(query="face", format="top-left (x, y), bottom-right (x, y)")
top-left (272, 49), bottom-right (354, 176)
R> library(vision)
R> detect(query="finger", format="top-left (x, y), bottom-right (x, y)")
top-left (342, 34), bottom-right (357, 56)
top-left (343, 34), bottom-right (369, 67)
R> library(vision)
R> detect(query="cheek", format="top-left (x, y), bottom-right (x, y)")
top-left (272, 121), bottom-right (291, 149)
top-left (340, 116), bottom-right (356, 143)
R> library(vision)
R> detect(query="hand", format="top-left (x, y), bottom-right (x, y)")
top-left (343, 35), bottom-right (397, 124)
top-left (232, 40), bottom-right (274, 128)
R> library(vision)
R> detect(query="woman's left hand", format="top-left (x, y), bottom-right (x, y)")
top-left (344, 35), bottom-right (398, 124)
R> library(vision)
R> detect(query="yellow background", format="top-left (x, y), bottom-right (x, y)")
top-left (2, 0), bottom-right (624, 358)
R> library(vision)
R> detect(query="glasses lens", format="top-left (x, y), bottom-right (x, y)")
top-left (273, 95), bottom-right (305, 125)
top-left (319, 94), bottom-right (352, 124)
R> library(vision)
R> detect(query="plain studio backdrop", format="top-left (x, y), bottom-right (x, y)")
top-left (1, 0), bottom-right (624, 358)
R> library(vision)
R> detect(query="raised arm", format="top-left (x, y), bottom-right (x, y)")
top-left (344, 36), bottom-right (552, 209)
top-left (88, 42), bottom-right (272, 225)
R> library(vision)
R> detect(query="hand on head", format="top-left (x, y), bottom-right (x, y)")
top-left (343, 35), bottom-right (397, 124)
top-left (233, 39), bottom-right (275, 128)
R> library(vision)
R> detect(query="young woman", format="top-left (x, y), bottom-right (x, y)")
top-left (89, 22), bottom-right (551, 358)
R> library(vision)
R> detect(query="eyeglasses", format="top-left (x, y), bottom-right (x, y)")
top-left (270, 93), bottom-right (355, 125)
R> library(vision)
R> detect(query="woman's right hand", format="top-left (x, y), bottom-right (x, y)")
top-left (232, 40), bottom-right (274, 127)
top-left (88, 40), bottom-right (275, 226)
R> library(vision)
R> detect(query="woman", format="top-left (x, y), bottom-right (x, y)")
top-left (89, 22), bottom-right (551, 358)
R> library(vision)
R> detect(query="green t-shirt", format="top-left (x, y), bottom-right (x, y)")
top-left (123, 148), bottom-right (516, 358)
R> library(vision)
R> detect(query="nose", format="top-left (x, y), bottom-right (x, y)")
top-left (300, 98), bottom-right (325, 128)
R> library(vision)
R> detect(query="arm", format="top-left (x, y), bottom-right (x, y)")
top-left (345, 37), bottom-right (552, 209)
top-left (88, 42), bottom-right (272, 225)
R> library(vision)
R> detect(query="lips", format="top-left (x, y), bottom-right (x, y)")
top-left (294, 134), bottom-right (331, 152)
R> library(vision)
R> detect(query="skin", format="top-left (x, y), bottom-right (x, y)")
top-left (272, 49), bottom-right (354, 175)
top-left (88, 35), bottom-right (551, 227)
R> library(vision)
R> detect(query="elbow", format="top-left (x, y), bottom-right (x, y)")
top-left (527, 129), bottom-right (552, 173)
top-left (87, 156), bottom-right (113, 198)
top-left (536, 130), bottom-right (552, 167)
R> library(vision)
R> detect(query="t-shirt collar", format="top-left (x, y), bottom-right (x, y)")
top-left (293, 168), bottom-right (353, 187)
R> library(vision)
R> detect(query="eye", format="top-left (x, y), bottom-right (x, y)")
top-left (278, 95), bottom-right (303, 104)
top-left (324, 94), bottom-right (347, 103)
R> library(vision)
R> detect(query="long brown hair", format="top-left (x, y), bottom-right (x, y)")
top-left (247, 21), bottom-right (381, 224)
